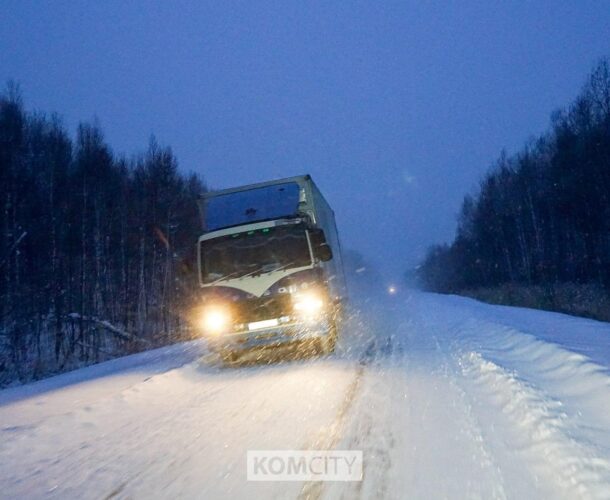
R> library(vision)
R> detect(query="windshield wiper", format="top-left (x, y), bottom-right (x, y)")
top-left (207, 264), bottom-right (257, 286)
top-left (235, 261), bottom-right (297, 280)
top-left (207, 262), bottom-right (299, 285)
top-left (271, 261), bottom-right (297, 273)
top-left (237, 266), bottom-right (269, 280)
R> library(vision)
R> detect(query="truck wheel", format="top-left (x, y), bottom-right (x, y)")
top-left (318, 320), bottom-right (337, 355)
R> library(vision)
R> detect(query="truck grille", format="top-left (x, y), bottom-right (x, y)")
top-left (234, 294), bottom-right (293, 322)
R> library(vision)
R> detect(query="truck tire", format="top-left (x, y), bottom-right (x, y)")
top-left (318, 320), bottom-right (337, 355)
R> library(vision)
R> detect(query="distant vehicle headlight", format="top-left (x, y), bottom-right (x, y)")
top-left (202, 307), bottom-right (230, 334)
top-left (293, 292), bottom-right (325, 315)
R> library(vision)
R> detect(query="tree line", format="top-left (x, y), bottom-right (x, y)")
top-left (418, 59), bottom-right (610, 305)
top-left (0, 86), bottom-right (205, 385)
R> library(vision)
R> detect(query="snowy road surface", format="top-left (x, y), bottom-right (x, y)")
top-left (2, 292), bottom-right (610, 499)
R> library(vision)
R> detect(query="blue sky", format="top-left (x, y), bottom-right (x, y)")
top-left (2, 1), bottom-right (610, 279)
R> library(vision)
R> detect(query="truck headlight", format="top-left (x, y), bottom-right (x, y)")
top-left (293, 292), bottom-right (324, 315)
top-left (202, 307), bottom-right (230, 334)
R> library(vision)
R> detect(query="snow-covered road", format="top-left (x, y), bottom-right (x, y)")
top-left (2, 292), bottom-right (610, 499)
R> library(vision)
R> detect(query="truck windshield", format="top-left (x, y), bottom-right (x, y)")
top-left (200, 225), bottom-right (312, 284)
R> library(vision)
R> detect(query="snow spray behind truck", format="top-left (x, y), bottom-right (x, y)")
top-left (196, 175), bottom-right (347, 362)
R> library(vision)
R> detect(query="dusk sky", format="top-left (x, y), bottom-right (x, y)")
top-left (2, 1), bottom-right (610, 279)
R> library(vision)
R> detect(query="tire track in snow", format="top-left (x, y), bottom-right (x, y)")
top-left (335, 334), bottom-right (402, 500)
top-left (298, 340), bottom-right (376, 500)
top-left (311, 333), bottom-right (416, 500)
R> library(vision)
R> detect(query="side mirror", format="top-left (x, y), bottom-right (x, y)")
top-left (309, 229), bottom-right (333, 262)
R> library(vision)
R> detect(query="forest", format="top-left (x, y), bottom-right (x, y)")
top-left (0, 86), bottom-right (205, 386)
top-left (418, 58), bottom-right (610, 320)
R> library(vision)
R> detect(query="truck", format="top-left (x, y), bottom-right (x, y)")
top-left (196, 174), bottom-right (347, 362)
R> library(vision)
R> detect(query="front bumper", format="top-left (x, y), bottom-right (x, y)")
top-left (206, 317), bottom-right (332, 352)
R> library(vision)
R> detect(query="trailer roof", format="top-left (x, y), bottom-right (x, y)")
top-left (200, 174), bottom-right (312, 199)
